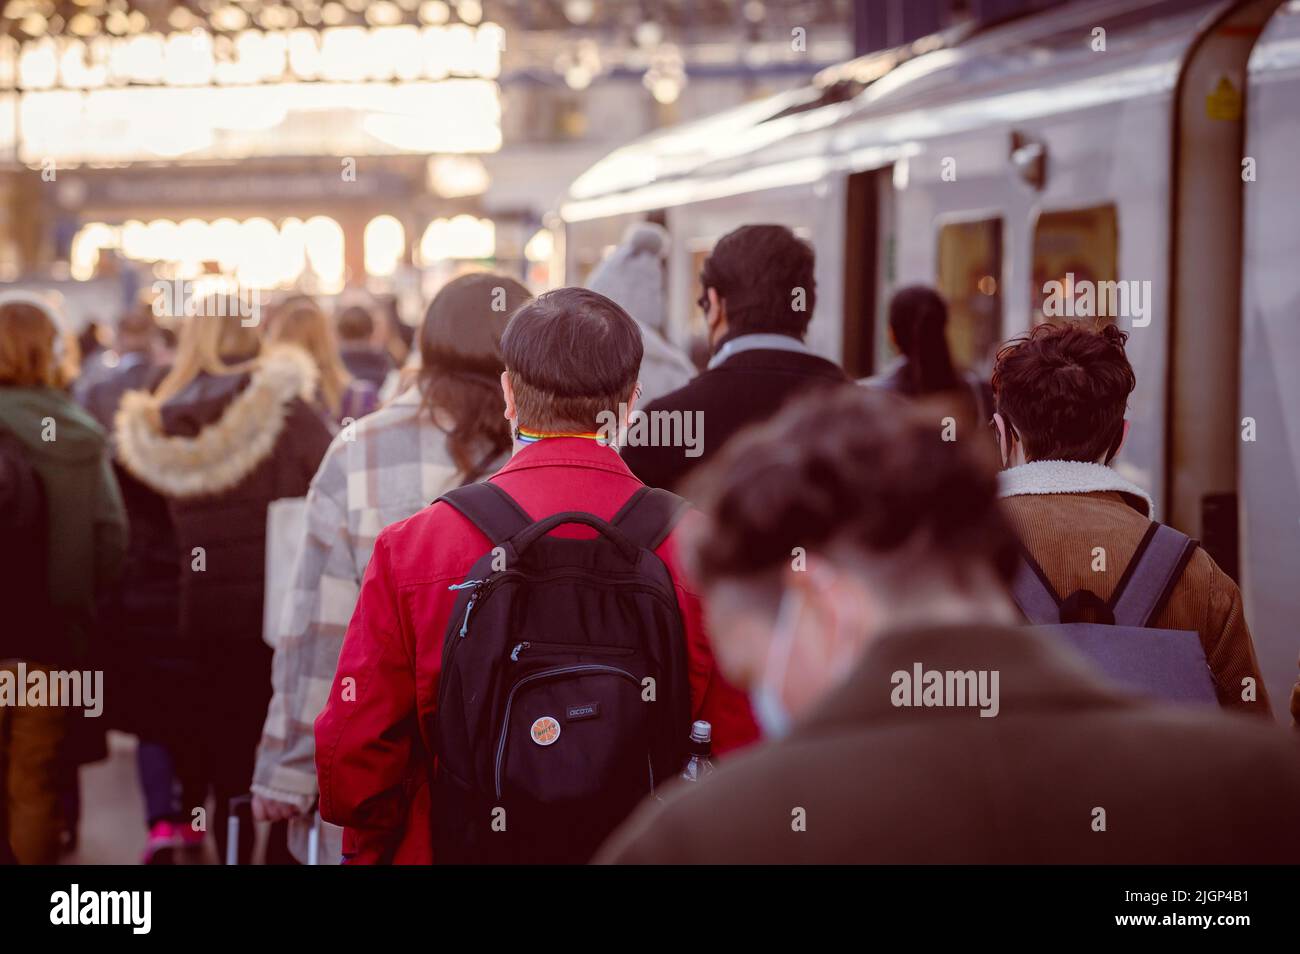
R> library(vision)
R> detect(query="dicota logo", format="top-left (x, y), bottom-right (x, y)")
top-left (566, 702), bottom-right (600, 722)
top-left (530, 716), bottom-right (561, 746)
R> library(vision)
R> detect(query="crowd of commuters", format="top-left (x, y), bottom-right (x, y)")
top-left (1, 221), bottom-right (1298, 867)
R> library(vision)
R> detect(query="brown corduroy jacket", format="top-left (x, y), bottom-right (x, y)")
top-left (998, 461), bottom-right (1269, 716)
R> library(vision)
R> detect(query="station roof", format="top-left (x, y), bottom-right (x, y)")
top-left (0, 0), bottom-right (853, 43)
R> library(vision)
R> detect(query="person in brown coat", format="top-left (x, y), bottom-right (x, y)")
top-left (596, 387), bottom-right (1300, 864)
top-left (988, 321), bottom-right (1268, 715)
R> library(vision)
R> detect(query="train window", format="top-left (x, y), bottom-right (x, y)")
top-left (935, 217), bottom-right (1003, 373)
top-left (1031, 204), bottom-right (1119, 326)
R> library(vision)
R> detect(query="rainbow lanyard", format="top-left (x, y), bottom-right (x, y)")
top-left (516, 427), bottom-right (608, 446)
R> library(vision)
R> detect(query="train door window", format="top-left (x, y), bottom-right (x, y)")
top-left (688, 239), bottom-right (714, 341)
top-left (935, 217), bottom-right (1002, 373)
top-left (1031, 205), bottom-right (1119, 326)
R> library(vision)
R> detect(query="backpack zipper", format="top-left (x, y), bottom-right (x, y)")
top-left (447, 579), bottom-right (485, 638)
top-left (449, 570), bottom-right (678, 640)
top-left (510, 641), bottom-right (636, 661)
top-left (494, 664), bottom-right (642, 800)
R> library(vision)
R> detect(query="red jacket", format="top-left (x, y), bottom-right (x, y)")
top-left (315, 437), bottom-right (759, 863)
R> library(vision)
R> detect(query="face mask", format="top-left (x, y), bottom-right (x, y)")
top-left (749, 587), bottom-right (803, 740)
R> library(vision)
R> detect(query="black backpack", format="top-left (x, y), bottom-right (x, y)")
top-left (1012, 522), bottom-right (1217, 704)
top-left (431, 481), bottom-right (693, 864)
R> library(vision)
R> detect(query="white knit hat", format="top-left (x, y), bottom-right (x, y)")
top-left (586, 222), bottom-right (670, 338)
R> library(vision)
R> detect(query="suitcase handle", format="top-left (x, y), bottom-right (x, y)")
top-left (227, 794), bottom-right (324, 865)
top-left (226, 795), bottom-right (253, 866)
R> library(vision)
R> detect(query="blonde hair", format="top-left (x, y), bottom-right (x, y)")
top-left (153, 297), bottom-right (262, 405)
top-left (266, 297), bottom-right (351, 415)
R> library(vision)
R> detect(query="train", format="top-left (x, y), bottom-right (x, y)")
top-left (559, 0), bottom-right (1300, 719)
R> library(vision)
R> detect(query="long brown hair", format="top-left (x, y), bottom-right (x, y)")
top-left (418, 273), bottom-right (532, 481)
top-left (265, 296), bottom-right (352, 415)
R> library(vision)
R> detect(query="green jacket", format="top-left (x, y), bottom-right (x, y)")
top-left (0, 386), bottom-right (127, 659)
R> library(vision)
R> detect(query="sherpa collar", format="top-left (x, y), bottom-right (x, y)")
top-left (115, 345), bottom-right (317, 500)
top-left (998, 460), bottom-right (1154, 518)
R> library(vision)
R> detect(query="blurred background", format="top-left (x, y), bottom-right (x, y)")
top-left (0, 0), bottom-right (863, 327)
top-left (0, 0), bottom-right (1077, 335)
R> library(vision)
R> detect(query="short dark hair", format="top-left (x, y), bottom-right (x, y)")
top-left (701, 224), bottom-right (816, 338)
top-left (336, 305), bottom-right (374, 342)
top-left (500, 287), bottom-right (642, 433)
top-left (992, 321), bottom-right (1136, 463)
top-left (684, 386), bottom-right (1017, 591)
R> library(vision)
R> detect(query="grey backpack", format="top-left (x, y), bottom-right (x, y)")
top-left (1012, 522), bottom-right (1218, 704)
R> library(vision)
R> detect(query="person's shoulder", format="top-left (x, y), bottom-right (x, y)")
top-left (1179, 538), bottom-right (1235, 593)
top-left (652, 505), bottom-right (705, 592)
top-left (344, 393), bottom-right (424, 442)
top-left (370, 496), bottom-right (485, 585)
top-left (598, 739), bottom-right (786, 863)
top-left (1102, 701), bottom-right (1300, 776)
top-left (638, 372), bottom-right (711, 413)
top-left (718, 348), bottom-right (847, 378)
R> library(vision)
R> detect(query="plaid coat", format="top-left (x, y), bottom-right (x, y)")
top-left (252, 388), bottom-right (503, 860)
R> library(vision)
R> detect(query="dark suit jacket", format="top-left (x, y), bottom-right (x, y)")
top-left (620, 347), bottom-right (849, 493)
top-left (596, 622), bottom-right (1300, 864)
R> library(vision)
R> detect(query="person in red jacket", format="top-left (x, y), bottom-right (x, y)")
top-left (315, 286), bottom-right (758, 863)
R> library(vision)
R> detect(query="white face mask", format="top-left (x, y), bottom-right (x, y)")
top-left (749, 576), bottom-right (866, 740)
top-left (749, 587), bottom-right (803, 740)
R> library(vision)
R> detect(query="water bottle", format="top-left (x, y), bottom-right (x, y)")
top-left (679, 720), bottom-right (716, 782)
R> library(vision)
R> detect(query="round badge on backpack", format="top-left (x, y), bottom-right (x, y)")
top-left (530, 716), bottom-right (561, 746)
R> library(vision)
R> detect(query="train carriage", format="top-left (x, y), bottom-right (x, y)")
top-left (561, 0), bottom-right (1300, 719)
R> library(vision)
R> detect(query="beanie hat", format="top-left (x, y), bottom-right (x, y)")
top-left (586, 222), bottom-right (669, 338)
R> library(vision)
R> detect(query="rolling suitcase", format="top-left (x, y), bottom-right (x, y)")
top-left (226, 794), bottom-right (321, 865)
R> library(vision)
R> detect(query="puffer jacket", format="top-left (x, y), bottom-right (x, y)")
top-left (115, 346), bottom-right (333, 654)
top-left (114, 346), bottom-right (333, 809)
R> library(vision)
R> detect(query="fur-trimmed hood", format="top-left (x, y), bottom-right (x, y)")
top-left (998, 459), bottom-right (1154, 518)
top-left (115, 345), bottom-right (318, 499)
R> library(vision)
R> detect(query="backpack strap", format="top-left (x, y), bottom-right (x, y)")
top-left (611, 486), bottom-right (690, 552)
top-left (436, 481), bottom-right (533, 546)
top-left (1109, 522), bottom-right (1199, 628)
top-left (1011, 548), bottom-right (1066, 625)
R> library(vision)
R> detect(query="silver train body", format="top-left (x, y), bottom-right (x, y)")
top-left (561, 0), bottom-right (1300, 718)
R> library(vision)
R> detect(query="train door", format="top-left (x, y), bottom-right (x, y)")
top-left (842, 167), bottom-right (888, 378)
top-left (1166, 0), bottom-right (1283, 582)
top-left (1238, 0), bottom-right (1300, 718)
